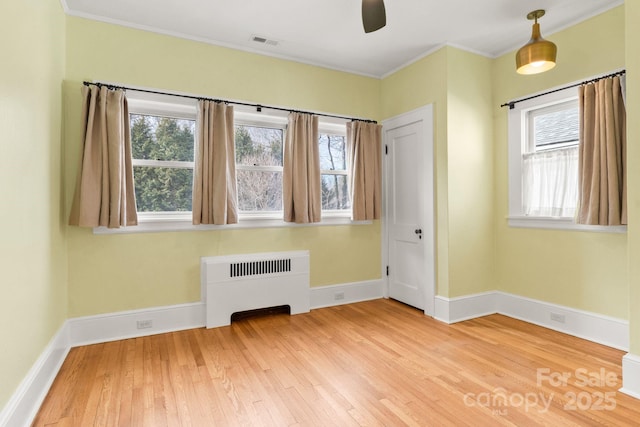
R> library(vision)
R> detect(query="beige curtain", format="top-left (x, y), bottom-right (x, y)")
top-left (193, 100), bottom-right (238, 225)
top-left (69, 85), bottom-right (137, 228)
top-left (576, 76), bottom-right (627, 225)
top-left (283, 112), bottom-right (321, 223)
top-left (347, 121), bottom-right (382, 221)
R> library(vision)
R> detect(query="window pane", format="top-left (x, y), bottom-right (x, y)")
top-left (130, 114), bottom-right (195, 162)
top-left (321, 174), bottom-right (350, 210)
top-left (523, 147), bottom-right (578, 217)
top-left (523, 99), bottom-right (579, 218)
top-left (237, 170), bottom-right (283, 211)
top-left (533, 106), bottom-right (579, 149)
top-left (319, 134), bottom-right (347, 171)
top-left (133, 167), bottom-right (193, 212)
top-left (235, 125), bottom-right (283, 166)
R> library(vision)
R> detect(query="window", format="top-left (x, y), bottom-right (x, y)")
top-left (508, 86), bottom-right (580, 229)
top-left (522, 99), bottom-right (579, 217)
top-left (235, 123), bottom-right (284, 213)
top-left (131, 114), bottom-right (196, 212)
top-left (319, 132), bottom-right (350, 211)
top-left (507, 78), bottom-right (626, 233)
top-left (128, 92), bottom-right (198, 217)
top-left (528, 100), bottom-right (579, 152)
top-left (119, 90), bottom-right (356, 233)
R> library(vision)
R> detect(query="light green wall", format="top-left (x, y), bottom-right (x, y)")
top-left (381, 47), bottom-right (494, 298)
top-left (446, 49), bottom-right (494, 297)
top-left (67, 225), bottom-right (380, 315)
top-left (625, 4), bottom-right (640, 354)
top-left (65, 18), bottom-right (380, 120)
top-left (492, 6), bottom-right (628, 318)
top-left (381, 48), bottom-right (451, 296)
top-left (1, 0), bottom-right (637, 413)
top-left (0, 2), bottom-right (66, 409)
top-left (64, 17), bottom-right (382, 317)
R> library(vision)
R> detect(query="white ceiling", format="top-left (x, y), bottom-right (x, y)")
top-left (62, 0), bottom-right (623, 78)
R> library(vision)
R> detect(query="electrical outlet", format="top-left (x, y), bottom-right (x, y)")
top-left (550, 313), bottom-right (565, 323)
top-left (334, 291), bottom-right (345, 301)
top-left (137, 319), bottom-right (153, 329)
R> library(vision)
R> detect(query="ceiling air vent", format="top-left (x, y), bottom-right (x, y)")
top-left (251, 35), bottom-right (279, 46)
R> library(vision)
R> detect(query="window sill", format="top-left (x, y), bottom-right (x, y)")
top-left (93, 213), bottom-right (371, 235)
top-left (507, 216), bottom-right (627, 233)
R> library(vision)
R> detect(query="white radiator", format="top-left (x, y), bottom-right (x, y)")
top-left (201, 250), bottom-right (310, 328)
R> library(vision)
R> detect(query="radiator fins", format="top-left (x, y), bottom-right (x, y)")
top-left (230, 258), bottom-right (292, 278)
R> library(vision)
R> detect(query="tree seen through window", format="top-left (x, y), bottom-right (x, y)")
top-left (319, 134), bottom-right (349, 210)
top-left (130, 112), bottom-right (351, 215)
top-left (130, 114), bottom-right (195, 212)
top-left (235, 125), bottom-right (284, 212)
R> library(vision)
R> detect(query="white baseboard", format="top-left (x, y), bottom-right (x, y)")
top-left (68, 302), bottom-right (206, 347)
top-left (434, 291), bottom-right (629, 351)
top-left (3, 283), bottom-right (633, 426)
top-left (66, 280), bottom-right (383, 347)
top-left (434, 292), bottom-right (496, 323)
top-left (0, 302), bottom-right (206, 427)
top-left (496, 292), bottom-right (628, 351)
top-left (0, 280), bottom-right (382, 426)
top-left (0, 326), bottom-right (70, 427)
top-left (310, 280), bottom-right (385, 309)
top-left (67, 280), bottom-right (383, 346)
top-left (621, 353), bottom-right (640, 399)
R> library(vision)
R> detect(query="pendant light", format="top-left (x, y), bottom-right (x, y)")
top-left (516, 9), bottom-right (557, 75)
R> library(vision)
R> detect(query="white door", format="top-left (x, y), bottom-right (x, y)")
top-left (384, 105), bottom-right (434, 315)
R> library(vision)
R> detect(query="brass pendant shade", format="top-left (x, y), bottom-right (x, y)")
top-left (516, 10), bottom-right (557, 75)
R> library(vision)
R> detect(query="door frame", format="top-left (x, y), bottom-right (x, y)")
top-left (382, 104), bottom-right (435, 316)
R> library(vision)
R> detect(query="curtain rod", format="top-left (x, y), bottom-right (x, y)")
top-left (500, 70), bottom-right (626, 110)
top-left (83, 81), bottom-right (377, 124)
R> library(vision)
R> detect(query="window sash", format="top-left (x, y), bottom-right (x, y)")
top-left (508, 86), bottom-right (577, 220)
top-left (522, 145), bottom-right (578, 217)
top-left (132, 159), bottom-right (195, 169)
top-left (236, 164), bottom-right (283, 173)
top-left (321, 170), bottom-right (347, 176)
top-left (522, 98), bottom-right (579, 218)
top-left (526, 99), bottom-right (579, 153)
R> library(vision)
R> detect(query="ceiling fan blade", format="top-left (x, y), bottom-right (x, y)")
top-left (362, 0), bottom-right (386, 33)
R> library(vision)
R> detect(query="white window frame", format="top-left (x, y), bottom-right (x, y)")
top-left (318, 122), bottom-right (351, 215)
top-left (95, 92), bottom-right (365, 234)
top-left (128, 92), bottom-right (197, 217)
top-left (507, 86), bottom-right (625, 233)
top-left (234, 112), bottom-right (287, 218)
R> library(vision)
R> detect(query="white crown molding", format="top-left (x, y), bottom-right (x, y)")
top-left (61, 7), bottom-right (381, 79)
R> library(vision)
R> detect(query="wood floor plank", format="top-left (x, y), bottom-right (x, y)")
top-left (32, 299), bottom-right (640, 426)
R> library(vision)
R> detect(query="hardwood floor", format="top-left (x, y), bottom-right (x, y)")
top-left (33, 299), bottom-right (640, 426)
